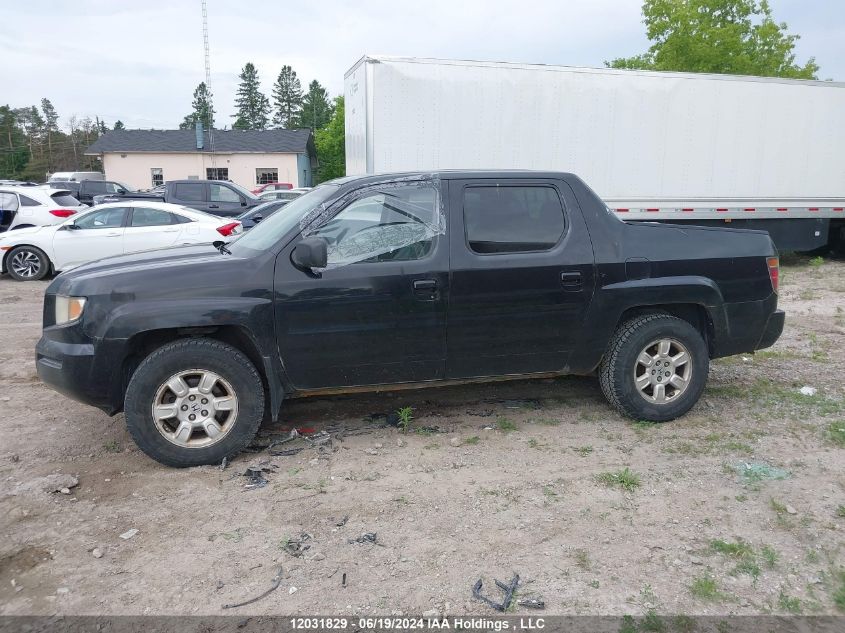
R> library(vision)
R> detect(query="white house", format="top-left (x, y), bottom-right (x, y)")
top-left (85, 128), bottom-right (317, 190)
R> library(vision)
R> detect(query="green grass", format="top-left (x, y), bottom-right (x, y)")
top-left (574, 548), bottom-right (591, 571)
top-left (809, 255), bottom-right (824, 268)
top-left (542, 485), bottom-right (558, 502)
top-left (836, 505), bottom-right (845, 519)
top-left (102, 439), bottom-right (121, 453)
top-left (833, 571), bottom-right (845, 611)
top-left (496, 417), bottom-right (518, 433)
top-left (464, 435), bottom-right (480, 445)
top-left (710, 539), bottom-right (753, 559)
top-left (709, 378), bottom-right (844, 417)
top-left (689, 574), bottom-right (723, 601)
top-left (760, 545), bottom-right (779, 568)
top-left (770, 498), bottom-right (788, 514)
top-left (396, 406), bottom-right (414, 433)
top-left (827, 422), bottom-right (845, 447)
top-left (778, 591), bottom-right (802, 614)
top-left (732, 559), bottom-right (761, 580)
top-left (596, 467), bottom-right (641, 492)
top-left (574, 445), bottom-right (594, 456)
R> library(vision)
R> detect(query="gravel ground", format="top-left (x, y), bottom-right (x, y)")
top-left (0, 256), bottom-right (843, 617)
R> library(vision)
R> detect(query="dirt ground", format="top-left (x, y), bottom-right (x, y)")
top-left (1, 256), bottom-right (843, 618)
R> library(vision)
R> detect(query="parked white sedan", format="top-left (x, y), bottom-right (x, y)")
top-left (0, 202), bottom-right (241, 281)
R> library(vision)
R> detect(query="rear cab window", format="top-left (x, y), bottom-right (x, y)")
top-left (463, 185), bottom-right (566, 253)
top-left (173, 183), bottom-right (205, 202)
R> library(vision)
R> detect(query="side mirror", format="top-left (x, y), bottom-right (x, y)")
top-left (66, 222), bottom-right (81, 231)
top-left (291, 236), bottom-right (328, 270)
top-left (240, 198), bottom-right (247, 206)
top-left (118, 188), bottom-right (127, 194)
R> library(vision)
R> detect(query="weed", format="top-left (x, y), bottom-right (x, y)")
top-left (827, 422), bottom-right (845, 447)
top-left (732, 559), bottom-right (761, 580)
top-left (396, 406), bottom-right (414, 433)
top-left (589, 579), bottom-right (600, 589)
top-left (542, 485), bottom-right (558, 501)
top-left (770, 498), bottom-right (788, 514)
top-left (778, 591), bottom-right (802, 614)
top-left (710, 539), bottom-right (753, 559)
top-left (596, 467), bottom-right (641, 492)
top-left (833, 571), bottom-right (845, 611)
top-left (496, 417), bottom-right (518, 433)
top-left (220, 528), bottom-right (244, 542)
top-left (806, 549), bottom-right (820, 564)
top-left (755, 349), bottom-right (803, 361)
top-left (464, 435), bottom-right (480, 445)
top-left (809, 255), bottom-right (824, 268)
top-left (423, 442), bottom-right (439, 450)
top-left (575, 445), bottom-right (594, 456)
top-left (760, 545), bottom-right (779, 568)
top-left (288, 467), bottom-right (302, 476)
top-left (640, 584), bottom-right (659, 607)
top-left (535, 418), bottom-right (561, 426)
top-left (736, 494), bottom-right (748, 502)
top-left (723, 441), bottom-right (753, 454)
top-left (641, 610), bottom-right (666, 633)
top-left (574, 548), bottom-right (591, 571)
top-left (393, 495), bottom-right (409, 505)
top-left (528, 438), bottom-right (544, 449)
top-left (689, 574), bottom-right (723, 601)
top-left (836, 505), bottom-right (845, 519)
top-left (102, 439), bottom-right (121, 453)
top-left (799, 289), bottom-right (817, 301)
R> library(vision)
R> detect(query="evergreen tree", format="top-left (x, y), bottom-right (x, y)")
top-left (179, 82), bottom-right (215, 130)
top-left (232, 63), bottom-right (271, 130)
top-left (271, 65), bottom-right (303, 128)
top-left (41, 98), bottom-right (60, 170)
top-left (608, 0), bottom-right (818, 78)
top-left (113, 120), bottom-right (125, 130)
top-left (299, 80), bottom-right (333, 130)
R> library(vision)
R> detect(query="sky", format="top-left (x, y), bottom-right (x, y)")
top-left (2, 0), bottom-right (842, 131)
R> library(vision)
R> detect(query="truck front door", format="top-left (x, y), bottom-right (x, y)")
top-left (274, 181), bottom-right (448, 389)
top-left (446, 178), bottom-right (596, 377)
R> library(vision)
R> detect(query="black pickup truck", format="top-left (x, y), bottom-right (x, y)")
top-left (36, 171), bottom-right (784, 467)
top-left (92, 179), bottom-right (263, 217)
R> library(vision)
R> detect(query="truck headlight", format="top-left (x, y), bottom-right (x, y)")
top-left (55, 296), bottom-right (87, 325)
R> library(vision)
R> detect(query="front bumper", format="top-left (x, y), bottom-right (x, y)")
top-left (755, 309), bottom-right (785, 351)
top-left (36, 334), bottom-right (117, 413)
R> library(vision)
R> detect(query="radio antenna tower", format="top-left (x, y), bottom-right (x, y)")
top-left (201, 0), bottom-right (216, 167)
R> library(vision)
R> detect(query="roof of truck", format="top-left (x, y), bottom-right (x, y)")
top-left (329, 170), bottom-right (575, 185)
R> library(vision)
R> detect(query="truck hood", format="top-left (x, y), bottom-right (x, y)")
top-left (60, 244), bottom-right (225, 279)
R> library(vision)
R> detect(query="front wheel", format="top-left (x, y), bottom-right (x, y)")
top-left (124, 339), bottom-right (265, 467)
top-left (7, 245), bottom-right (51, 281)
top-left (599, 313), bottom-right (709, 421)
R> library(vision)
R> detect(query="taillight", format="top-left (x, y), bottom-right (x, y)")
top-left (216, 222), bottom-right (241, 237)
top-left (49, 209), bottom-right (77, 218)
top-left (767, 257), bottom-right (779, 293)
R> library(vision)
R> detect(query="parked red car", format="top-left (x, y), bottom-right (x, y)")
top-left (251, 182), bottom-right (293, 195)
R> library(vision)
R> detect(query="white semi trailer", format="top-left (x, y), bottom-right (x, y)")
top-left (344, 55), bottom-right (845, 252)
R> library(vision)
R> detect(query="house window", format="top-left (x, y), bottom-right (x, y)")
top-left (256, 168), bottom-right (278, 185)
top-left (206, 167), bottom-right (229, 180)
top-left (150, 168), bottom-right (163, 187)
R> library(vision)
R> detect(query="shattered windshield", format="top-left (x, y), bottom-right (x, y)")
top-left (228, 184), bottom-right (339, 253)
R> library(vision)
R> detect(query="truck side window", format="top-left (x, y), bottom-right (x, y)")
top-left (174, 183), bottom-right (204, 201)
top-left (464, 185), bottom-right (565, 254)
top-left (210, 184), bottom-right (241, 203)
top-left (312, 186), bottom-right (439, 266)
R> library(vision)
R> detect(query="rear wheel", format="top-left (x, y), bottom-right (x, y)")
top-left (7, 245), bottom-right (50, 281)
top-left (124, 339), bottom-right (265, 467)
top-left (599, 313), bottom-right (709, 421)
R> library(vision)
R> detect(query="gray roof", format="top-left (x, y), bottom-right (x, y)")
top-left (85, 128), bottom-right (313, 155)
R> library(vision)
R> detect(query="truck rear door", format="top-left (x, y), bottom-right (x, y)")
top-left (446, 178), bottom-right (595, 377)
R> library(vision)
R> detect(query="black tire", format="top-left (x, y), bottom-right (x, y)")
top-left (599, 313), bottom-right (709, 422)
top-left (6, 245), bottom-right (51, 281)
top-left (125, 338), bottom-right (265, 467)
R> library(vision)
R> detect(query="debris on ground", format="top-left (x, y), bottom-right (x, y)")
top-left (341, 572), bottom-right (347, 588)
top-left (221, 565), bottom-right (284, 609)
top-left (335, 515), bottom-right (349, 527)
top-left (10, 473), bottom-right (79, 497)
top-left (472, 573), bottom-right (520, 611)
top-left (91, 548), bottom-right (104, 559)
top-left (282, 532), bottom-right (312, 557)
top-left (489, 398), bottom-right (542, 410)
top-left (348, 532), bottom-right (379, 545)
top-left (242, 463), bottom-right (278, 490)
top-left (220, 456), bottom-right (228, 471)
top-left (119, 529), bottom-right (138, 540)
top-left (517, 598), bottom-right (545, 609)
top-left (266, 429), bottom-right (333, 457)
top-left (799, 385), bottom-right (817, 396)
top-left (737, 462), bottom-right (790, 482)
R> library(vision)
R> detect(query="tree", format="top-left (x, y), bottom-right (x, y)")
top-left (607, 0), bottom-right (818, 79)
top-left (232, 63), bottom-right (271, 130)
top-left (314, 96), bottom-right (345, 183)
top-left (271, 65), bottom-right (303, 128)
top-left (179, 82), bottom-right (215, 130)
top-left (40, 98), bottom-right (60, 169)
top-left (113, 120), bottom-right (125, 130)
top-left (0, 106), bottom-right (29, 179)
top-left (300, 80), bottom-right (333, 130)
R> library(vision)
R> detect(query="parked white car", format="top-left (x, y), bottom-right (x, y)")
top-left (0, 202), bottom-right (242, 281)
top-left (0, 185), bottom-right (88, 231)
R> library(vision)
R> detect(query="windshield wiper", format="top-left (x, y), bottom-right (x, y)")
top-left (213, 240), bottom-right (232, 254)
